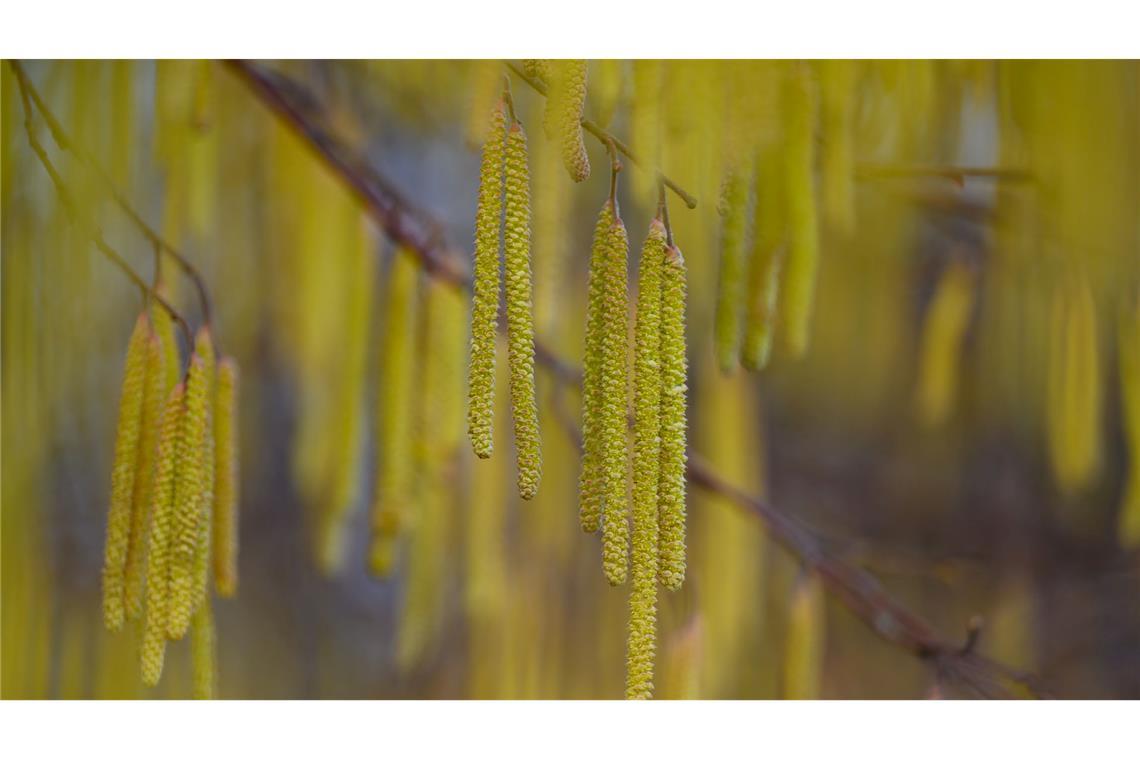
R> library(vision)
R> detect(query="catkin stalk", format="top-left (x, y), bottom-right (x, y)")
top-left (781, 64), bottom-right (821, 358)
top-left (467, 101), bottom-right (507, 459)
top-left (103, 313), bottom-right (151, 631)
top-left (601, 212), bottom-right (631, 585)
top-left (504, 121), bottom-right (542, 499)
top-left (714, 167), bottom-right (752, 372)
top-left (212, 358), bottom-right (239, 596)
top-left (658, 245), bottom-right (689, 590)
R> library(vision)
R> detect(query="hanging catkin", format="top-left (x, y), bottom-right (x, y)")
top-left (1117, 300), bottom-right (1140, 545)
top-left (192, 417), bottom-right (215, 615)
top-left (590, 59), bottom-right (624, 128)
top-left (212, 358), bottom-right (239, 597)
top-left (915, 261), bottom-right (976, 427)
top-left (742, 142), bottom-right (787, 371)
top-left (601, 210), bottom-right (631, 586)
top-left (626, 219), bottom-right (668, 700)
top-left (467, 100), bottom-right (507, 460)
top-left (141, 382), bottom-right (185, 687)
top-left (103, 313), bottom-right (151, 631)
top-left (167, 330), bottom-right (215, 639)
top-left (818, 60), bottom-right (857, 235)
top-left (784, 572), bottom-right (826, 699)
top-left (371, 247), bottom-right (420, 576)
top-left (579, 200), bottom-right (616, 533)
top-left (547, 59), bottom-right (590, 182)
top-left (152, 288), bottom-right (183, 389)
top-left (658, 244), bottom-right (689, 591)
top-left (190, 600), bottom-right (216, 699)
top-left (714, 166), bottom-right (752, 372)
top-left (1047, 278), bottom-right (1102, 493)
top-left (781, 64), bottom-right (821, 359)
top-left (630, 61), bottom-right (663, 206)
top-left (503, 121), bottom-right (542, 499)
top-left (521, 59), bottom-right (551, 86)
top-left (466, 60), bottom-right (504, 147)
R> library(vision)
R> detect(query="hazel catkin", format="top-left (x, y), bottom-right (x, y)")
top-left (548, 59), bottom-right (590, 182)
top-left (784, 572), bottom-right (826, 699)
top-left (504, 121), bottom-right (542, 500)
top-left (601, 211), bottom-right (631, 586)
top-left (212, 357), bottom-right (239, 597)
top-left (657, 244), bottom-right (689, 591)
top-left (467, 101), bottom-right (507, 460)
top-left (742, 143), bottom-right (786, 371)
top-left (714, 167), bottom-right (752, 372)
top-left (191, 600), bottom-right (216, 699)
top-left (781, 64), bottom-right (821, 359)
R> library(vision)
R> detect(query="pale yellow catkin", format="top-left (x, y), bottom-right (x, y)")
top-left (1048, 278), bottom-right (1103, 493)
top-left (103, 313), bottom-right (151, 631)
top-left (601, 211), bottom-right (631, 586)
top-left (818, 60), bottom-right (857, 235)
top-left (504, 121), bottom-right (542, 500)
top-left (548, 60), bottom-right (590, 182)
top-left (579, 200), bottom-right (616, 533)
top-left (1117, 300), bottom-right (1140, 545)
top-left (466, 60), bottom-right (504, 147)
top-left (714, 167), bottom-right (752, 372)
top-left (742, 142), bottom-right (787, 371)
top-left (657, 245), bottom-right (689, 591)
top-left (190, 600), bottom-right (216, 699)
top-left (589, 59), bottom-right (624, 128)
top-left (626, 219), bottom-right (668, 700)
top-left (467, 101), bottom-right (507, 460)
top-left (630, 61), bottom-right (663, 206)
top-left (781, 64), bottom-right (821, 359)
top-left (192, 415), bottom-right (215, 615)
top-left (370, 247), bottom-right (420, 576)
top-left (141, 383), bottom-right (185, 687)
top-left (213, 358), bottom-right (239, 597)
top-left (784, 572), bottom-right (826, 700)
top-left (915, 261), bottom-right (976, 427)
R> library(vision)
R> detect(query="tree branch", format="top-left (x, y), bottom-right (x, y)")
top-left (227, 59), bottom-right (1050, 699)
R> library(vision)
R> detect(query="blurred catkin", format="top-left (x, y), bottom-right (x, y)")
top-left (630, 61), bottom-right (664, 206)
top-left (742, 142), bottom-right (786, 371)
top-left (781, 64), bottom-right (821, 358)
top-left (657, 245), bottom-right (689, 591)
top-left (915, 262), bottom-right (976, 427)
top-left (1117, 300), bottom-right (1140, 545)
top-left (103, 313), bottom-right (151, 631)
top-left (547, 60), bottom-right (590, 182)
top-left (467, 100), bottom-right (507, 460)
top-left (213, 358), bottom-right (239, 597)
top-left (783, 573), bottom-right (826, 699)
top-left (504, 122), bottom-right (542, 499)
top-left (466, 61), bottom-right (504, 147)
top-left (818, 60), bottom-right (857, 235)
top-left (714, 166), bottom-right (752, 372)
top-left (191, 600), bottom-right (216, 699)
top-left (590, 59), bottom-right (624, 128)
top-left (601, 213), bottom-right (631, 586)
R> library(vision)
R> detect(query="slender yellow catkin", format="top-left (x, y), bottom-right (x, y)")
top-left (213, 358), bottom-right (239, 597)
top-left (601, 212), bottom-right (631, 586)
top-left (626, 219), bottom-right (668, 700)
top-left (192, 418), bottom-right (215, 615)
top-left (504, 121), bottom-right (542, 499)
top-left (784, 572), bottom-right (826, 700)
top-left (818, 60), bottom-right (857, 235)
top-left (152, 293), bottom-right (182, 391)
top-left (714, 167), bottom-right (752, 372)
top-left (467, 100), bottom-right (507, 460)
top-left (548, 60), bottom-right (590, 182)
top-left (103, 312), bottom-right (151, 632)
top-left (1048, 278), bottom-right (1102, 493)
top-left (915, 261), bottom-right (976, 427)
top-left (742, 142), bottom-right (787, 371)
top-left (1117, 300), bottom-right (1140, 546)
top-left (781, 64), bottom-right (821, 359)
top-left (590, 59), bottom-right (624, 128)
top-left (141, 383), bottom-right (185, 687)
top-left (370, 248), bottom-right (419, 576)
top-left (190, 600), bottom-right (216, 699)
top-left (579, 200), bottom-right (616, 533)
top-left (658, 245), bottom-right (689, 591)
top-left (521, 59), bottom-right (551, 86)
top-left (167, 330), bottom-right (215, 639)
top-left (466, 60), bottom-right (504, 147)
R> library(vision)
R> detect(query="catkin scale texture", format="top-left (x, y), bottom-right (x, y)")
top-left (467, 102), bottom-right (507, 460)
top-left (504, 122), bottom-right (542, 500)
top-left (103, 313), bottom-right (151, 631)
top-left (548, 60), bottom-right (590, 182)
top-left (781, 66), bottom-right (821, 359)
top-left (657, 245), bottom-right (688, 590)
top-left (213, 358), bottom-right (239, 596)
top-left (191, 600), bottom-right (216, 699)
top-left (601, 214), bottom-right (631, 585)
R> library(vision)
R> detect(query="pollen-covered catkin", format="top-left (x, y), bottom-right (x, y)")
top-left (781, 64), bottom-right (821, 359)
top-left (192, 419), bottom-right (215, 614)
top-left (167, 331), bottom-right (215, 639)
top-left (141, 382), bottom-right (185, 687)
top-left (714, 167), bottom-right (752, 372)
top-left (103, 313), bottom-right (151, 631)
top-left (742, 143), bottom-right (787, 371)
top-left (503, 121), bottom-right (542, 500)
top-left (579, 200), bottom-right (616, 533)
top-left (191, 600), bottom-right (216, 699)
top-left (467, 101), bottom-right (507, 460)
top-left (784, 572), bottom-right (826, 699)
top-left (370, 247), bottom-right (420, 576)
top-left (213, 358), bottom-right (239, 597)
top-left (548, 60), bottom-right (590, 182)
top-left (521, 59), bottom-right (551, 86)
top-left (626, 219), bottom-right (668, 700)
top-left (657, 245), bottom-right (689, 591)
top-left (601, 213), bottom-right (631, 585)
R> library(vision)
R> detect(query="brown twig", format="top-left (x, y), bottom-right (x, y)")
top-left (856, 163), bottom-right (1033, 185)
top-left (228, 59), bottom-right (1051, 699)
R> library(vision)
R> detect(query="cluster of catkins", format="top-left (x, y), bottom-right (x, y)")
top-left (102, 302), bottom-right (239, 698)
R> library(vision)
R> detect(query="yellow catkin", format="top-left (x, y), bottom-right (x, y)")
top-left (141, 383), bottom-right (185, 687)
top-left (122, 329), bottom-right (167, 621)
top-left (103, 312), bottom-right (151, 631)
top-left (630, 60), bottom-right (663, 206)
top-left (626, 219), bottom-right (668, 700)
top-left (742, 141), bottom-right (787, 371)
top-left (589, 59), bottom-right (624, 128)
top-left (1048, 278), bottom-right (1102, 493)
top-left (1117, 300), bottom-right (1140, 546)
top-left (714, 167), bottom-right (752, 372)
top-left (781, 64), bottom-right (821, 359)
top-left (784, 572), bottom-right (826, 699)
top-left (192, 417), bottom-right (215, 615)
top-left (213, 358), bottom-right (239, 597)
top-left (601, 211), bottom-right (631, 586)
top-left (370, 247), bottom-right (420, 576)
top-left (658, 244), bottom-right (689, 591)
top-left (504, 121), bottom-right (542, 499)
top-left (915, 261), bottom-right (976, 427)
top-left (521, 59), bottom-right (551, 86)
top-left (467, 101), bottom-right (507, 460)
top-left (548, 60), bottom-right (590, 182)
top-left (466, 60), bottom-right (504, 147)
top-left (167, 330), bottom-right (215, 639)
top-left (579, 200), bottom-right (616, 533)
top-left (190, 600), bottom-right (216, 699)
top-left (152, 293), bottom-right (183, 390)
top-left (818, 60), bottom-right (857, 235)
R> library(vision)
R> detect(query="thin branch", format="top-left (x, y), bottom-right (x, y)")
top-left (229, 60), bottom-right (1051, 699)
top-left (505, 60), bottom-right (699, 210)
top-left (856, 163), bottom-right (1033, 184)
top-left (10, 60), bottom-right (194, 355)
top-left (9, 60), bottom-right (215, 330)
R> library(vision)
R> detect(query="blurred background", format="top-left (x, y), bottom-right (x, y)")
top-left (2, 60), bottom-right (1138, 699)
